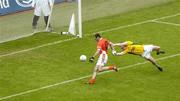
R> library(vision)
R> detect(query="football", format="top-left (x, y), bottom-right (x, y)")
top-left (80, 55), bottom-right (87, 62)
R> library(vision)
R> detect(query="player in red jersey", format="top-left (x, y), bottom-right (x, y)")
top-left (88, 33), bottom-right (118, 84)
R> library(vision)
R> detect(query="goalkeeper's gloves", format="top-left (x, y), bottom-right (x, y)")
top-left (89, 57), bottom-right (95, 63)
top-left (112, 50), bottom-right (117, 56)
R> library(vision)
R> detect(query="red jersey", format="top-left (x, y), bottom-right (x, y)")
top-left (97, 38), bottom-right (109, 54)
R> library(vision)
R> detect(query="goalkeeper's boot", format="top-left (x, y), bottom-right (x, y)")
top-left (157, 66), bottom-right (163, 72)
top-left (157, 51), bottom-right (165, 55)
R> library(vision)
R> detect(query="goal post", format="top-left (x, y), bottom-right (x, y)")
top-left (78, 0), bottom-right (82, 38)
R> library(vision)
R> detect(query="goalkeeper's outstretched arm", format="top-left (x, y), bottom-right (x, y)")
top-left (115, 51), bottom-right (126, 56)
top-left (113, 42), bottom-right (128, 47)
top-left (109, 42), bottom-right (116, 51)
top-left (113, 41), bottom-right (134, 47)
top-left (109, 42), bottom-right (118, 55)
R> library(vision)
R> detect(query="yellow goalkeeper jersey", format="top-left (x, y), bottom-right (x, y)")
top-left (123, 45), bottom-right (144, 55)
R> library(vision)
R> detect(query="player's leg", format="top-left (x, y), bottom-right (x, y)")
top-left (98, 65), bottom-right (118, 72)
top-left (142, 45), bottom-right (163, 71)
top-left (88, 52), bottom-right (118, 84)
top-left (44, 16), bottom-right (51, 27)
top-left (89, 54), bottom-right (103, 84)
top-left (89, 53), bottom-right (104, 84)
top-left (89, 66), bottom-right (99, 84)
top-left (144, 56), bottom-right (163, 71)
top-left (32, 6), bottom-right (41, 31)
top-left (89, 65), bottom-right (117, 84)
top-left (98, 53), bottom-right (118, 72)
top-left (43, 5), bottom-right (53, 31)
top-left (152, 45), bottom-right (165, 55)
top-left (32, 15), bottom-right (40, 29)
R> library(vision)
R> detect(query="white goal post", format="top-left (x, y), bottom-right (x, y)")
top-left (78, 0), bottom-right (82, 38)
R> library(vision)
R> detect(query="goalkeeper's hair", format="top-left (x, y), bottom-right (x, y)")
top-left (95, 33), bottom-right (101, 38)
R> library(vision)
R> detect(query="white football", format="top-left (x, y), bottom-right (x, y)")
top-left (80, 55), bottom-right (87, 62)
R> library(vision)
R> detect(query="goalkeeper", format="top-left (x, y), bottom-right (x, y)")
top-left (32, 0), bottom-right (53, 32)
top-left (112, 41), bottom-right (165, 71)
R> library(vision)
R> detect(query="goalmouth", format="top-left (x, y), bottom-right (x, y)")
top-left (41, 0), bottom-right (83, 38)
top-left (0, 0), bottom-right (83, 43)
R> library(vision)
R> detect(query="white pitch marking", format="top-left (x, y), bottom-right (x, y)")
top-left (0, 37), bottom-right (77, 58)
top-left (152, 20), bottom-right (180, 27)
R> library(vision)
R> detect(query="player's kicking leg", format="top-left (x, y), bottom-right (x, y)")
top-left (88, 65), bottom-right (118, 84)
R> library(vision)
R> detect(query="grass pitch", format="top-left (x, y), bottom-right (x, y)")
top-left (0, 0), bottom-right (180, 101)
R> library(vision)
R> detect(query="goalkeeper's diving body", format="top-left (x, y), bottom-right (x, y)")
top-left (113, 41), bottom-right (165, 71)
top-left (88, 33), bottom-right (118, 85)
top-left (32, 0), bottom-right (53, 32)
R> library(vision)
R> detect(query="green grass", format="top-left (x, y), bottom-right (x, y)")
top-left (0, 0), bottom-right (180, 101)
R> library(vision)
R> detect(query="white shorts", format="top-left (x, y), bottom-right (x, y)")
top-left (96, 51), bottom-right (108, 67)
top-left (141, 45), bottom-right (154, 58)
top-left (34, 6), bottom-right (51, 16)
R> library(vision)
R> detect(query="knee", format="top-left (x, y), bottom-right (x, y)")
top-left (153, 46), bottom-right (160, 51)
top-left (96, 66), bottom-right (102, 72)
top-left (156, 46), bottom-right (160, 49)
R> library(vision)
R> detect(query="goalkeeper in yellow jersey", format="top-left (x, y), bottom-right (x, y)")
top-left (113, 41), bottom-right (165, 71)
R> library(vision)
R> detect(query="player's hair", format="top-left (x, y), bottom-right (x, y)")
top-left (94, 33), bottom-right (101, 38)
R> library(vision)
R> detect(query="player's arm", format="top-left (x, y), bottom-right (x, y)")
top-left (89, 49), bottom-right (100, 63)
top-left (92, 49), bottom-right (100, 58)
top-left (114, 48), bottom-right (128, 56)
top-left (113, 43), bottom-right (122, 46)
top-left (115, 51), bottom-right (126, 56)
top-left (108, 41), bottom-right (117, 55)
top-left (113, 41), bottom-right (134, 47)
top-left (109, 41), bottom-right (115, 51)
top-left (48, 0), bottom-right (53, 8)
top-left (32, 0), bottom-right (35, 8)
